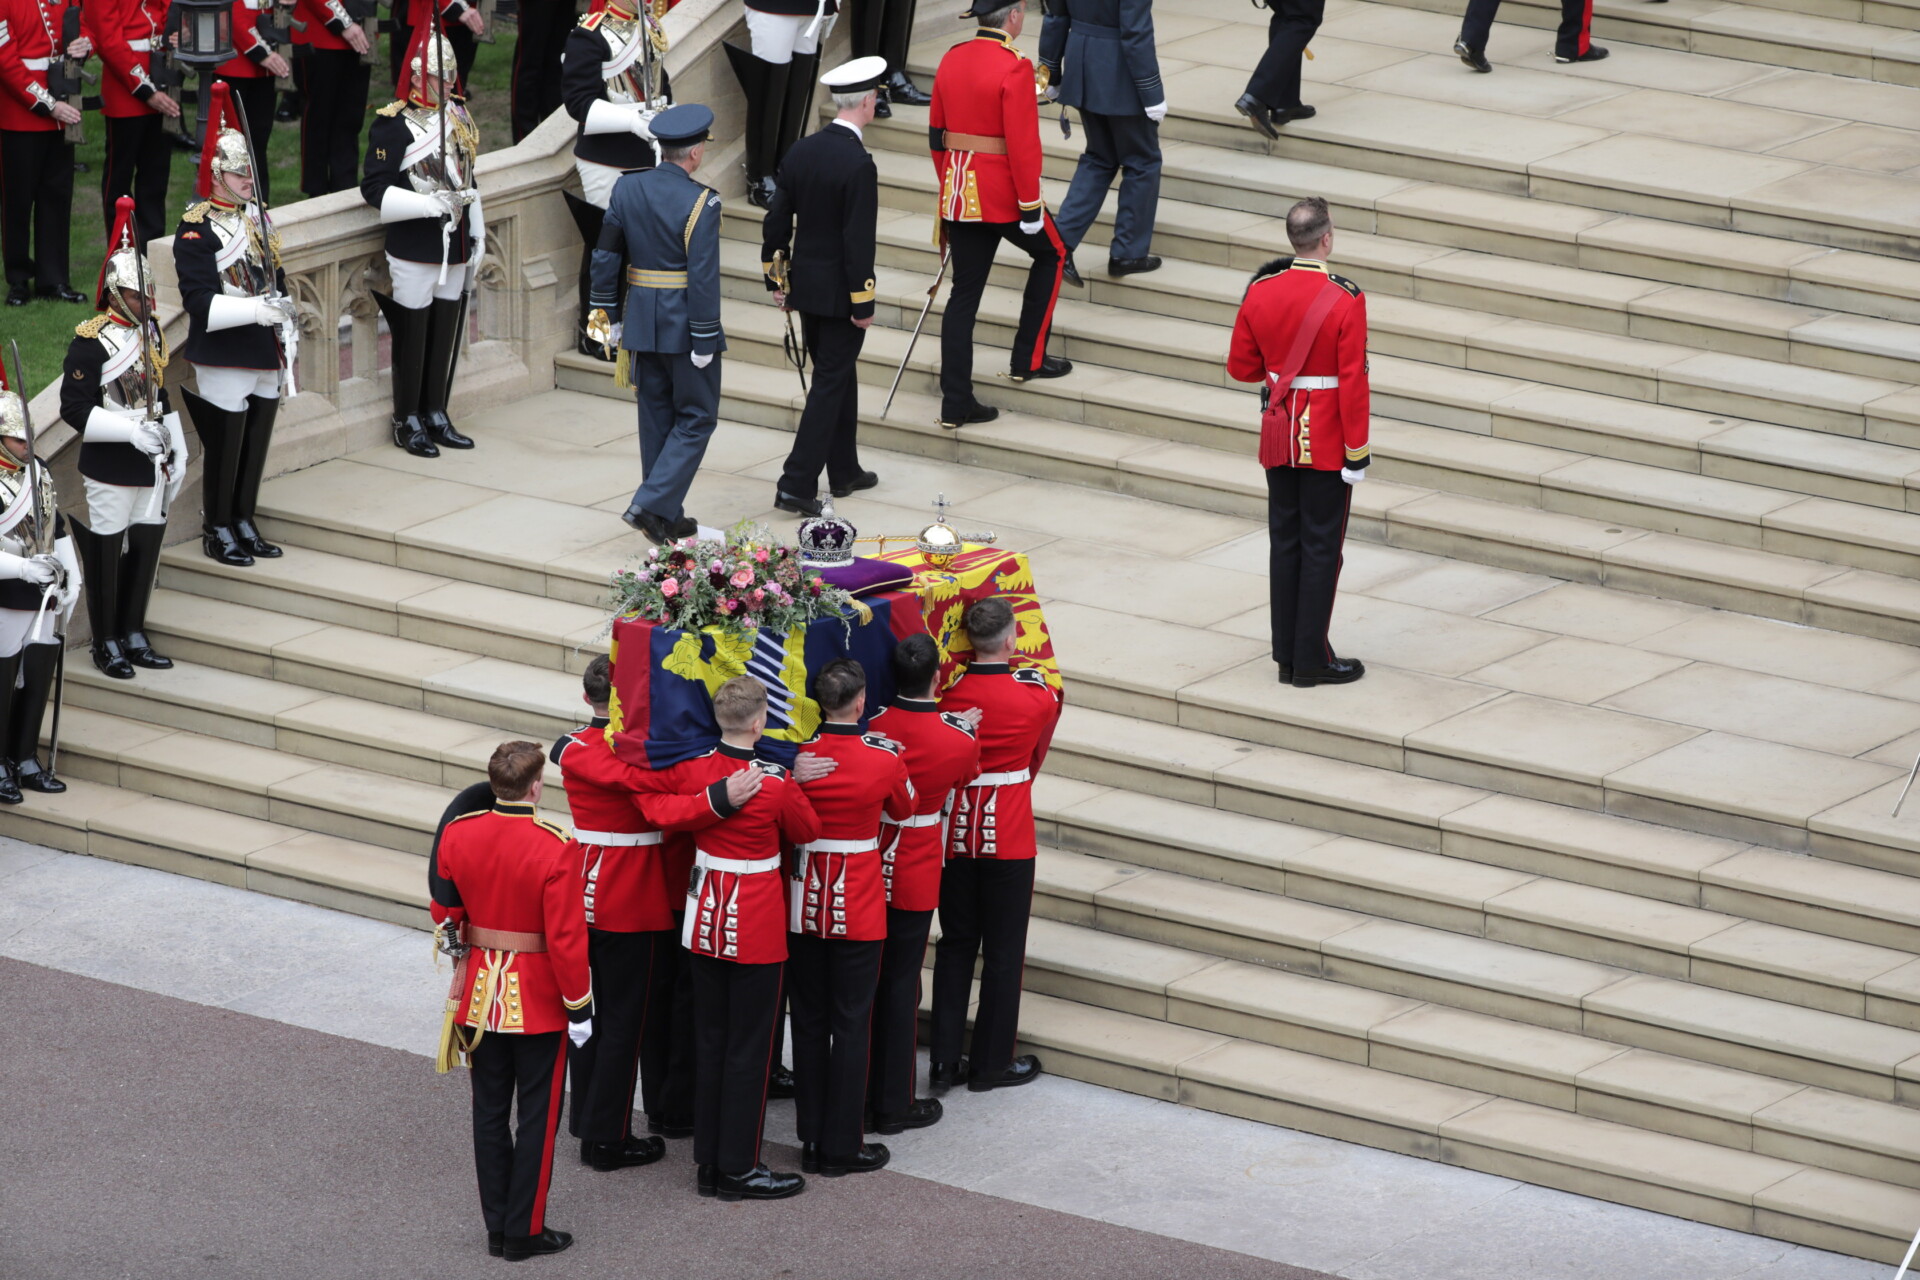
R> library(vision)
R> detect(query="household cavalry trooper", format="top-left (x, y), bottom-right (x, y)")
top-left (560, 0), bottom-right (666, 361)
top-left (173, 82), bottom-right (294, 570)
top-left (361, 25), bottom-right (481, 460)
top-left (0, 361), bottom-right (79, 804)
top-left (587, 101), bottom-right (723, 546)
top-left (726, 0), bottom-right (836, 208)
top-left (61, 196), bottom-right (184, 680)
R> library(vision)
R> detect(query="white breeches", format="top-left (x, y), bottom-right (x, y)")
top-left (192, 363), bottom-right (282, 412)
top-left (746, 8), bottom-right (833, 62)
top-left (85, 441), bottom-right (186, 535)
top-left (576, 157), bottom-right (625, 208)
top-left (0, 605), bottom-right (57, 652)
top-left (388, 255), bottom-right (477, 309)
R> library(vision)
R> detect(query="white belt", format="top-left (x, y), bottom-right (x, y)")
top-left (694, 849), bottom-right (781, 875)
top-left (881, 812), bottom-right (943, 829)
top-left (127, 38), bottom-right (152, 50)
top-left (970, 770), bottom-right (1032, 787)
top-left (1290, 376), bottom-right (1338, 389)
top-left (574, 829), bottom-right (662, 847)
top-left (800, 837), bottom-right (880, 854)
top-left (21, 56), bottom-right (48, 70)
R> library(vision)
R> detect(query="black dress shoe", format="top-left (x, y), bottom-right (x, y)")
top-left (800, 1140), bottom-right (821, 1172)
top-left (873, 1097), bottom-right (943, 1134)
top-left (928, 1059), bottom-right (968, 1090)
top-left (92, 638), bottom-right (135, 680)
top-left (830, 470), bottom-right (878, 498)
top-left (775, 490), bottom-right (825, 518)
top-left (488, 1231), bottom-right (505, 1257)
top-left (38, 285), bottom-right (85, 304)
top-left (622, 505), bottom-right (675, 545)
top-left (427, 413), bottom-right (475, 450)
top-left (0, 763), bottom-right (21, 806)
top-left (1453, 37), bottom-right (1492, 72)
top-left (696, 1163), bottom-right (718, 1197)
top-left (887, 70), bottom-right (932, 107)
top-left (1108, 255), bottom-right (1161, 277)
top-left (937, 403), bottom-right (998, 430)
top-left (392, 414), bottom-right (439, 458)
top-left (968, 1054), bottom-right (1043, 1092)
top-left (202, 525), bottom-right (255, 567)
top-left (819, 1142), bottom-right (890, 1177)
top-left (1233, 92), bottom-right (1279, 141)
top-left (1272, 103), bottom-right (1316, 125)
top-left (582, 1135), bottom-right (666, 1171)
top-left (1276, 663), bottom-right (1292, 684)
top-left (873, 93), bottom-right (892, 118)
top-left (747, 176), bottom-right (777, 209)
top-left (767, 1065), bottom-right (796, 1099)
top-left (5, 285), bottom-right (28, 307)
top-left (17, 759), bottom-right (64, 793)
top-left (1556, 44), bottom-right (1608, 62)
top-left (233, 517), bottom-right (281, 558)
top-left (501, 1227), bottom-right (573, 1261)
top-left (672, 515), bottom-right (698, 539)
top-left (124, 632), bottom-right (171, 670)
top-left (1292, 656), bottom-right (1366, 688)
top-left (715, 1164), bottom-right (805, 1202)
top-left (1009, 354), bottom-right (1072, 382)
top-left (1062, 252), bottom-right (1083, 288)
top-left (650, 1117), bottom-right (695, 1139)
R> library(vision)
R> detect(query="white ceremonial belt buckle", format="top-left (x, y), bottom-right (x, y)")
top-left (127, 37), bottom-right (152, 49)
top-left (1290, 376), bottom-right (1338, 389)
top-left (881, 812), bottom-right (943, 828)
top-left (21, 56), bottom-right (49, 69)
top-left (694, 849), bottom-right (782, 875)
top-left (971, 770), bottom-right (1032, 787)
top-left (801, 837), bottom-right (880, 854)
top-left (573, 829), bottom-right (662, 847)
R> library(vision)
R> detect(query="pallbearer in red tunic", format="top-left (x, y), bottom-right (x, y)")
top-left (788, 658), bottom-right (913, 1176)
top-left (867, 634), bottom-right (978, 1132)
top-left (632, 675), bottom-right (819, 1201)
top-left (930, 597), bottom-right (1061, 1093)
top-left (1226, 196), bottom-right (1370, 689)
top-left (552, 655), bottom-right (681, 1173)
top-left (430, 741), bottom-right (593, 1263)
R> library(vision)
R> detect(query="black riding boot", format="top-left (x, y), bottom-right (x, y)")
top-left (0, 649), bottom-right (21, 804)
top-left (232, 394), bottom-right (282, 557)
top-left (778, 50), bottom-right (822, 173)
top-left (422, 296), bottom-right (475, 449)
top-left (725, 43), bottom-right (790, 208)
top-left (181, 387), bottom-right (253, 567)
top-left (374, 291), bottom-right (437, 458)
top-left (68, 517), bottom-right (133, 678)
top-left (12, 642), bottom-right (65, 793)
top-left (120, 522), bottom-right (172, 669)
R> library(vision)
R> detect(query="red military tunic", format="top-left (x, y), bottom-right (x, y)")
top-left (430, 800), bottom-right (595, 1035)
top-left (0, 0), bottom-right (68, 132)
top-left (292, 0), bottom-right (358, 50)
top-left (1227, 257), bottom-right (1370, 473)
top-left (793, 722), bottom-right (915, 941)
top-left (869, 698), bottom-right (979, 911)
top-left (635, 744), bottom-right (820, 965)
top-left (215, 0), bottom-right (278, 80)
top-left (939, 661), bottom-right (1060, 862)
top-left (928, 27), bottom-right (1044, 226)
top-left (554, 719), bottom-right (691, 933)
top-left (84, 0), bottom-right (166, 117)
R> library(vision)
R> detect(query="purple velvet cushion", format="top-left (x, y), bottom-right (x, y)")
top-left (816, 556), bottom-right (916, 597)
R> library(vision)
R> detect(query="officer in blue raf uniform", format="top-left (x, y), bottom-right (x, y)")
top-left (1039, 0), bottom-right (1165, 287)
top-left (589, 102), bottom-right (725, 547)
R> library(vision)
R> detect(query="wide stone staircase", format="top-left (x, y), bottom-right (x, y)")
top-left (20, 0), bottom-right (1920, 1263)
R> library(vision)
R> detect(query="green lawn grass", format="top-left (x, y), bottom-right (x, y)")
top-left (3, 33), bottom-right (516, 399)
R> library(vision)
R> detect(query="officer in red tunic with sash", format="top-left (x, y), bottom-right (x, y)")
top-left (929, 597), bottom-right (1060, 1093)
top-left (867, 633), bottom-right (978, 1133)
top-left (1226, 196), bottom-right (1369, 689)
top-left (430, 740), bottom-right (594, 1263)
top-left (551, 654), bottom-right (683, 1172)
top-left (788, 658), bottom-right (913, 1177)
top-left (631, 675), bottom-right (820, 1202)
top-left (927, 0), bottom-right (1068, 430)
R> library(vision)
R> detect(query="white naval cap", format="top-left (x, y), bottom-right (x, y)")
top-left (820, 55), bottom-right (889, 94)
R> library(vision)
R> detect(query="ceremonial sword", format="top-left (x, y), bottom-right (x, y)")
top-left (769, 251), bottom-right (807, 394)
top-left (883, 248), bottom-right (949, 418)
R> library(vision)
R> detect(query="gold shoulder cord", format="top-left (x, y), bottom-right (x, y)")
top-left (682, 189), bottom-right (708, 253)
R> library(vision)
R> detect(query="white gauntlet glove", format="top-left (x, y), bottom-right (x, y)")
top-left (255, 296), bottom-right (295, 327)
top-left (18, 555), bottom-right (57, 585)
top-left (1019, 216), bottom-right (1044, 235)
top-left (134, 419), bottom-right (170, 457)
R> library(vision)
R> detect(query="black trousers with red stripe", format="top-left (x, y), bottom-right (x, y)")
top-left (510, 0), bottom-right (576, 142)
top-left (788, 933), bottom-right (883, 1160)
top-left (867, 905), bottom-right (933, 1122)
top-left (938, 215), bottom-right (1063, 420)
top-left (101, 114), bottom-right (171, 247)
top-left (470, 1029), bottom-right (568, 1238)
top-left (690, 955), bottom-right (784, 1175)
top-left (638, 921), bottom-right (695, 1129)
top-left (568, 927), bottom-right (654, 1144)
top-left (0, 129), bottom-right (75, 293)
top-left (1460, 0), bottom-right (1591, 58)
top-left (1266, 464), bottom-right (1351, 671)
top-left (299, 47), bottom-right (371, 197)
top-left (930, 856), bottom-right (1035, 1076)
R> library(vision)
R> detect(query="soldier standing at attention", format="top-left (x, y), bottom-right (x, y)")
top-left (588, 101), bottom-right (723, 546)
top-left (1234, 0), bottom-right (1318, 140)
top-left (0, 376), bottom-right (78, 804)
top-left (929, 597), bottom-right (1060, 1093)
top-left (292, 0), bottom-right (373, 197)
top-left (1038, 0), bottom-right (1163, 286)
top-left (62, 198), bottom-right (184, 679)
top-left (511, 0), bottom-right (579, 143)
top-left (86, 0), bottom-right (179, 245)
top-left (212, 0), bottom-right (292, 202)
top-left (760, 55), bottom-right (882, 519)
top-left (1226, 196), bottom-right (1369, 688)
top-left (0, 0), bottom-right (88, 306)
top-left (866, 634), bottom-right (979, 1134)
top-left (431, 741), bottom-right (594, 1262)
top-left (929, 0), bottom-right (1069, 431)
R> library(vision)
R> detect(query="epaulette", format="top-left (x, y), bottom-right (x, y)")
top-left (862, 733), bottom-right (904, 755)
top-left (180, 200), bottom-right (210, 224)
top-left (447, 808), bottom-right (488, 825)
top-left (939, 711), bottom-right (978, 737)
top-left (759, 761), bottom-right (790, 778)
top-left (1330, 271), bottom-right (1362, 298)
top-left (377, 100), bottom-right (405, 117)
top-left (533, 816), bottom-right (571, 841)
top-left (1012, 667), bottom-right (1050, 688)
top-left (579, 8), bottom-right (603, 26)
top-left (75, 314), bottom-right (110, 339)
top-left (1247, 255), bottom-right (1294, 288)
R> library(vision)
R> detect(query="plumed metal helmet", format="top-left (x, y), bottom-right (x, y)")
top-left (411, 31), bottom-right (458, 85)
top-left (211, 127), bottom-right (253, 182)
top-left (101, 245), bottom-right (151, 321)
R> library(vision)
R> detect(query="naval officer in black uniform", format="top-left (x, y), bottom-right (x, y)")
top-left (587, 102), bottom-right (724, 546)
top-left (760, 56), bottom-right (882, 519)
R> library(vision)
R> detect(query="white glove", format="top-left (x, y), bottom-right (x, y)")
top-left (82, 406), bottom-right (143, 444)
top-left (18, 555), bottom-right (57, 585)
top-left (255, 296), bottom-right (295, 327)
top-left (1041, 85), bottom-right (1059, 102)
top-left (1145, 100), bottom-right (1168, 123)
top-left (609, 321), bottom-right (624, 347)
top-left (378, 186), bottom-right (447, 224)
top-left (1019, 217), bottom-right (1044, 236)
top-left (631, 109), bottom-right (656, 138)
top-left (134, 419), bottom-right (170, 457)
top-left (54, 542), bottom-right (80, 616)
top-left (568, 1018), bottom-right (593, 1048)
top-left (1341, 467), bottom-right (1367, 485)
top-left (690, 352), bottom-right (713, 369)
top-left (435, 190), bottom-right (467, 220)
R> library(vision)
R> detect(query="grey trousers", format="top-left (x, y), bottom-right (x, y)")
top-left (1053, 109), bottom-right (1162, 262)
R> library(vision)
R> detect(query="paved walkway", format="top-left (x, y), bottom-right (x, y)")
top-left (0, 839), bottom-right (1886, 1279)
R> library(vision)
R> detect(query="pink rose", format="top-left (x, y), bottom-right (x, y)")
top-left (754, 549), bottom-right (769, 563)
top-left (751, 588), bottom-right (766, 603)
top-left (661, 578), bottom-right (679, 597)
top-left (730, 568), bottom-right (754, 588)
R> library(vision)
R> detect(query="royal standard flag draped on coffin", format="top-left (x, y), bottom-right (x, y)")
top-left (605, 547), bottom-right (1058, 769)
